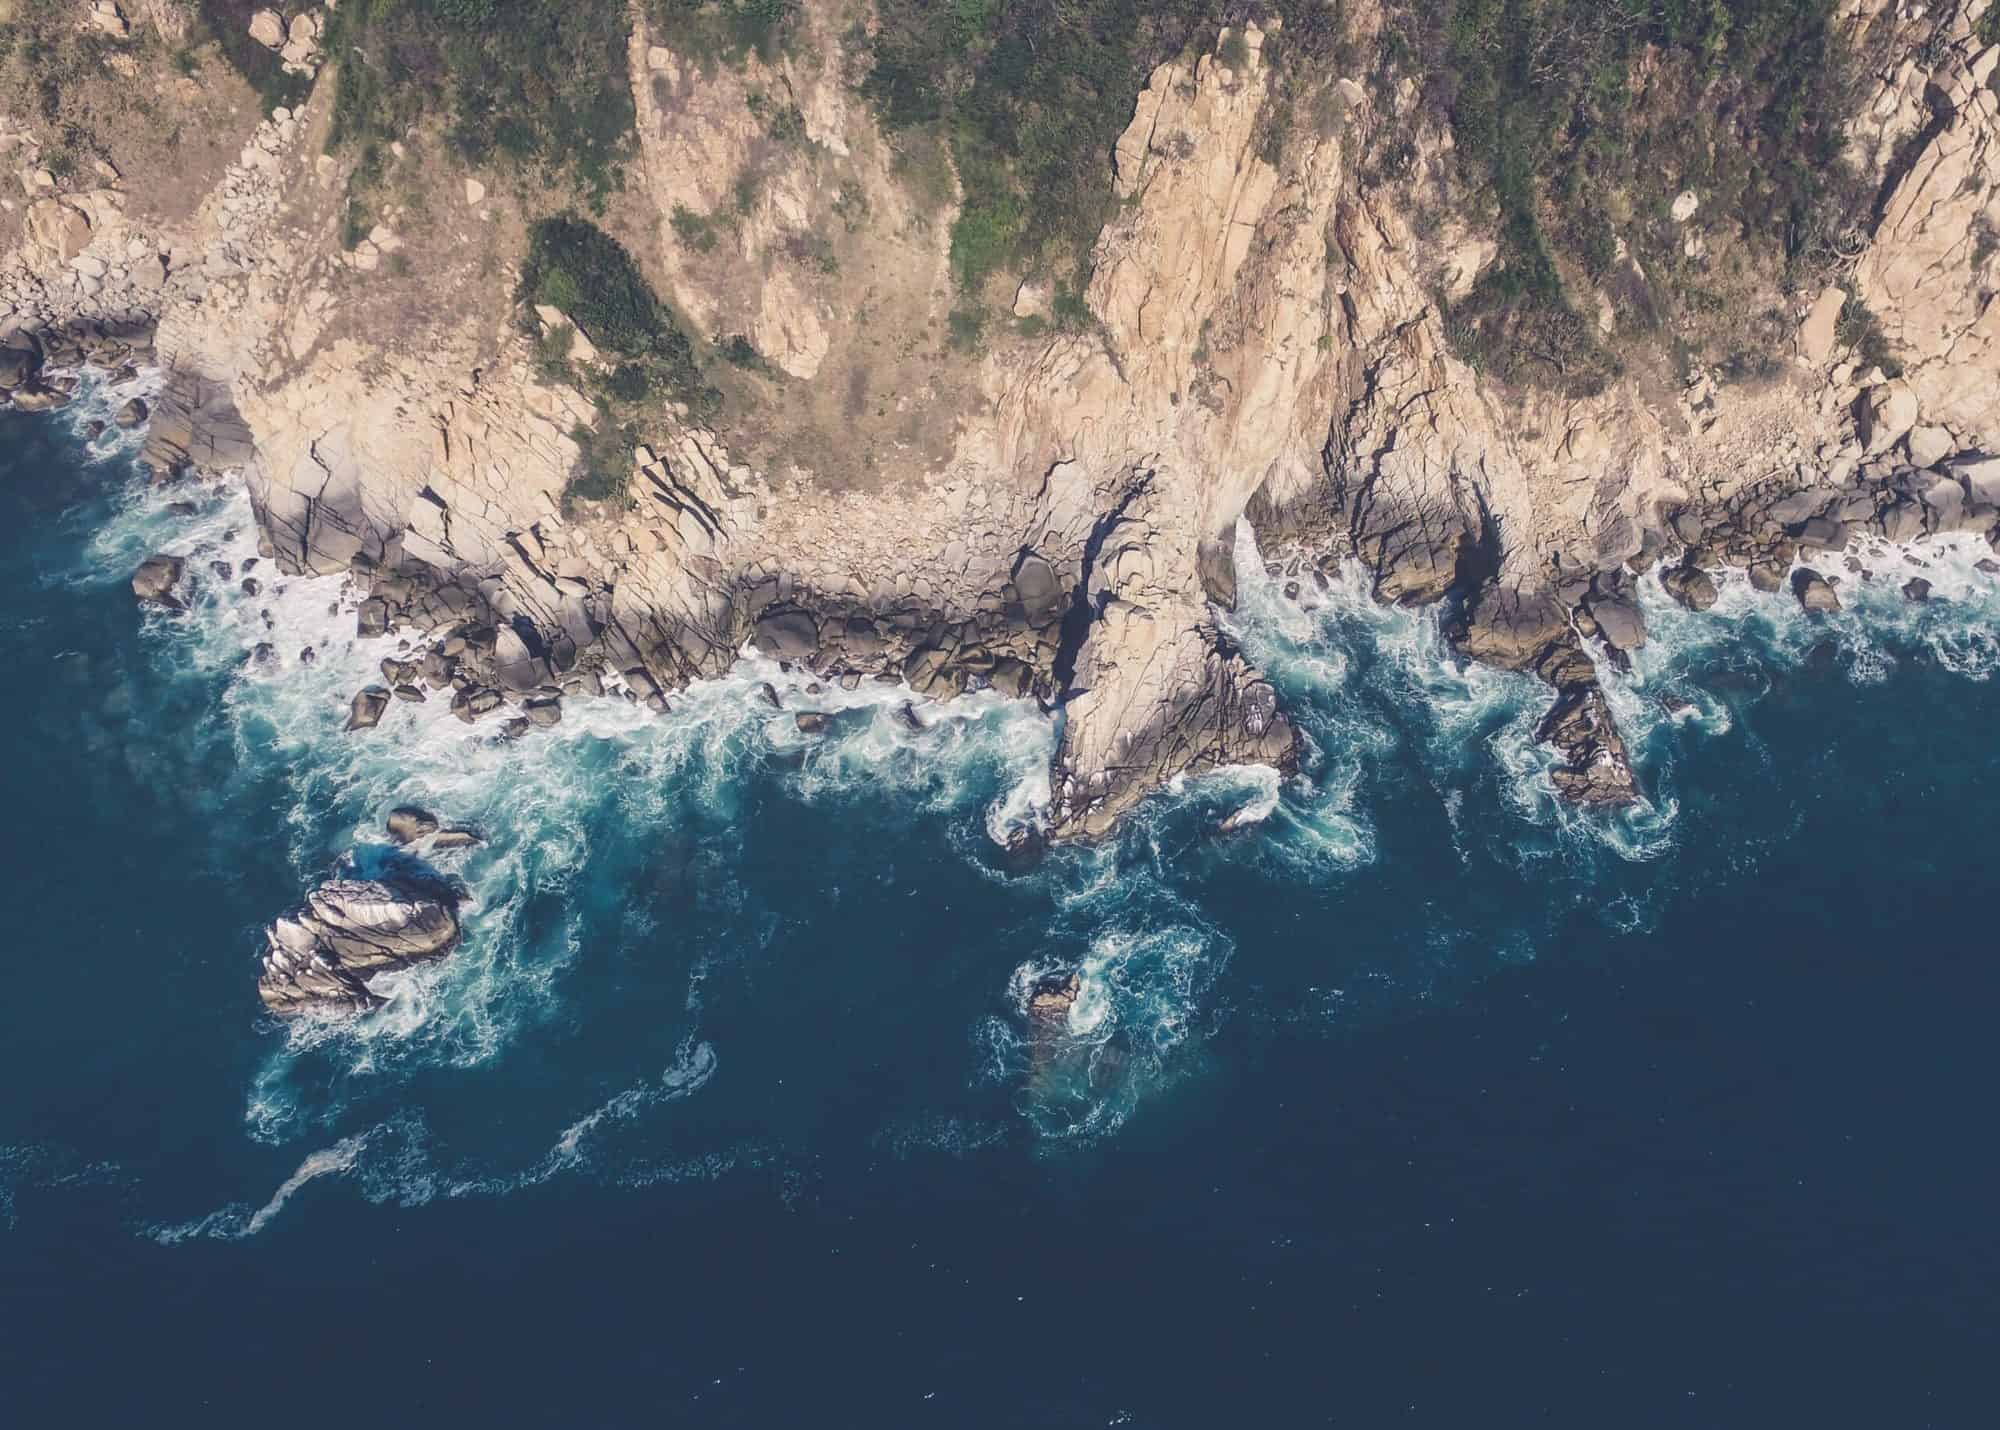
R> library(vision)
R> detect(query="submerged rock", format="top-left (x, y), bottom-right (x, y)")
top-left (385, 806), bottom-right (439, 844)
top-left (1027, 970), bottom-right (1081, 1025)
top-left (793, 711), bottom-right (830, 734)
top-left (1902, 577), bottom-right (1932, 603)
top-left (431, 828), bottom-right (483, 850)
top-left (256, 877), bottom-right (462, 1017)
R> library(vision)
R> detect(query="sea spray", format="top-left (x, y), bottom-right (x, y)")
top-left (17, 427), bottom-right (2000, 1232)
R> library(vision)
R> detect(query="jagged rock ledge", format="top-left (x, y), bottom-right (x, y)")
top-left (1257, 438), bottom-right (2000, 808)
top-left (256, 875), bottom-right (462, 1017)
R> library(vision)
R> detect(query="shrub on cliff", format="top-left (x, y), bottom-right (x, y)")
top-left (321, 0), bottom-right (634, 201)
top-left (519, 217), bottom-right (719, 418)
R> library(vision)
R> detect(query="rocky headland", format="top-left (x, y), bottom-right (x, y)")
top-left (5, 0), bottom-right (1997, 842)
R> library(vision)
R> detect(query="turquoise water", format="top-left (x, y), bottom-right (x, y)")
top-left (4, 383), bottom-right (1998, 1424)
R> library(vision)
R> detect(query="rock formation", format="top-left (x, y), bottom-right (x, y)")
top-left (255, 876), bottom-right (462, 1016)
top-left (5, 1), bottom-right (1999, 836)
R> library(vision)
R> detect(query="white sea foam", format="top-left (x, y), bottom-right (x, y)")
top-left (66, 437), bottom-right (2000, 1214)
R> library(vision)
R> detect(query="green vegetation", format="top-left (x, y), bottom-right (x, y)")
top-left (1980, 1), bottom-right (2000, 49)
top-left (520, 217), bottom-right (721, 508)
top-left (670, 204), bottom-right (720, 254)
top-left (644, 0), bottom-right (798, 68)
top-left (1383, 0), bottom-right (1870, 394)
top-left (564, 417), bottom-right (641, 509)
top-left (854, 0), bottom-right (1879, 393)
top-left (1835, 291), bottom-right (1903, 379)
top-left (321, 0), bottom-right (634, 202)
top-left (860, 1), bottom-right (1226, 293)
top-left (854, 2), bottom-right (1357, 295)
top-left (520, 217), bottom-right (715, 408)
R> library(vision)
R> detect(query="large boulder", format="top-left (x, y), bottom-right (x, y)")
top-left (25, 199), bottom-right (91, 264)
top-left (1454, 581), bottom-right (1567, 671)
top-left (131, 554), bottom-right (184, 608)
top-left (1195, 537), bottom-right (1236, 611)
top-left (1791, 568), bottom-right (1841, 614)
top-left (247, 9), bottom-right (284, 49)
top-left (1950, 454), bottom-right (2000, 507)
top-left (1587, 595), bottom-right (1646, 653)
top-left (1859, 382), bottom-right (1919, 455)
top-left (0, 339), bottom-right (39, 392)
top-left (753, 607), bottom-right (819, 660)
top-left (1660, 562), bottom-right (1718, 612)
top-left (1011, 554), bottom-right (1066, 626)
top-left (256, 877), bottom-right (462, 1016)
top-left (112, 397), bottom-right (148, 429)
top-left (345, 686), bottom-right (392, 731)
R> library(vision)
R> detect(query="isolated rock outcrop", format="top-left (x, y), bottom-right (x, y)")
top-left (131, 554), bottom-right (185, 608)
top-left (256, 877), bottom-right (462, 1016)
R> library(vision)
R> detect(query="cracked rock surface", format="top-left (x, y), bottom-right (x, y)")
top-left (6, 4), bottom-right (1999, 836)
top-left (256, 878), bottom-right (462, 1017)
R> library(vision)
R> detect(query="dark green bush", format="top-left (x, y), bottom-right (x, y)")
top-left (520, 216), bottom-right (719, 414)
top-left (645, 0), bottom-right (798, 68)
top-left (1387, 0), bottom-right (1869, 391)
top-left (564, 416), bottom-right (639, 510)
top-left (321, 0), bottom-right (634, 201)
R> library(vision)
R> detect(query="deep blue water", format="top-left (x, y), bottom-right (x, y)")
top-left (3, 388), bottom-right (1998, 1426)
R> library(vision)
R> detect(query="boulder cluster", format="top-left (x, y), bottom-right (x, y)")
top-left (0, 318), bottom-right (152, 414)
top-left (1647, 453), bottom-right (2000, 619)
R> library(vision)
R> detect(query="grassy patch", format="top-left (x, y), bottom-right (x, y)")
top-left (860, 1), bottom-right (1240, 289)
top-left (520, 216), bottom-right (712, 404)
top-left (670, 203), bottom-right (720, 253)
top-left (564, 414), bottom-right (640, 511)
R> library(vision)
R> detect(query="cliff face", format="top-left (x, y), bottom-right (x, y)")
top-left (4, 0), bottom-right (1997, 838)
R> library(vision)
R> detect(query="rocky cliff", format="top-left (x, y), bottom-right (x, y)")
top-left (4, 0), bottom-right (1996, 839)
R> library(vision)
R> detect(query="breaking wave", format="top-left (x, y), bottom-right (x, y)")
top-left (19, 433), bottom-right (1996, 1232)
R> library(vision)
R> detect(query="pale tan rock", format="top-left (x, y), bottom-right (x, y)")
top-left (247, 9), bottom-right (283, 49)
top-left (89, 2), bottom-right (131, 40)
top-left (25, 199), bottom-right (91, 263)
top-left (1012, 278), bottom-right (1051, 320)
top-left (1862, 382), bottom-right (1920, 453)
top-left (1670, 190), bottom-right (1699, 222)
top-left (1799, 286), bottom-right (1847, 365)
top-left (463, 177), bottom-right (486, 206)
top-left (1906, 424), bottom-right (1953, 468)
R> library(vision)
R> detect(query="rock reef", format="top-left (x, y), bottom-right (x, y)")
top-left (255, 876), bottom-right (461, 1017)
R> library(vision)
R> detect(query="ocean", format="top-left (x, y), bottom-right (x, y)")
top-left (2, 380), bottom-right (1997, 1426)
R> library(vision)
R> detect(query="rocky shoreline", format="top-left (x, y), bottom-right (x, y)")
top-left (11, 300), bottom-right (2000, 837)
top-left (6, 1), bottom-right (1997, 847)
